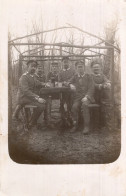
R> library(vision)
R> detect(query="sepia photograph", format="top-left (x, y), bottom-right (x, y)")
top-left (8, 0), bottom-right (121, 164)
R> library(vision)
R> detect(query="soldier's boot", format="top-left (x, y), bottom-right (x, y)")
top-left (82, 103), bottom-right (90, 134)
top-left (70, 120), bottom-right (78, 133)
top-left (12, 105), bottom-right (22, 121)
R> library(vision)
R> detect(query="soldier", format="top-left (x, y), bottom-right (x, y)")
top-left (69, 60), bottom-right (95, 134)
top-left (90, 58), bottom-right (111, 128)
top-left (12, 60), bottom-right (46, 128)
top-left (46, 62), bottom-right (59, 85)
top-left (90, 58), bottom-right (111, 104)
top-left (58, 56), bottom-right (75, 116)
top-left (34, 63), bottom-right (46, 95)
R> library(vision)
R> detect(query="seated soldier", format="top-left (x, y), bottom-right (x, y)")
top-left (12, 60), bottom-right (46, 128)
top-left (90, 58), bottom-right (111, 104)
top-left (34, 63), bottom-right (46, 95)
top-left (58, 56), bottom-right (75, 116)
top-left (69, 60), bottom-right (95, 134)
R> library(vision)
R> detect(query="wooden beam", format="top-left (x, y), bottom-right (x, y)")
top-left (9, 42), bottom-right (114, 49)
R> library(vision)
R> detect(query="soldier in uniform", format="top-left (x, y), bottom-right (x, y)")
top-left (12, 60), bottom-right (46, 128)
top-left (58, 57), bottom-right (75, 117)
top-left (46, 62), bottom-right (59, 84)
top-left (91, 58), bottom-right (111, 104)
top-left (34, 63), bottom-right (46, 95)
top-left (90, 58), bottom-right (111, 128)
top-left (69, 60), bottom-right (95, 134)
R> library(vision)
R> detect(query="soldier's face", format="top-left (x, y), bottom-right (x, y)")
top-left (92, 64), bottom-right (101, 74)
top-left (63, 59), bottom-right (69, 69)
top-left (28, 62), bottom-right (37, 74)
top-left (36, 66), bottom-right (44, 75)
top-left (52, 65), bottom-right (58, 73)
top-left (77, 64), bottom-right (85, 75)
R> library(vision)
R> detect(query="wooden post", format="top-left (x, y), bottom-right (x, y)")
top-left (18, 54), bottom-right (23, 82)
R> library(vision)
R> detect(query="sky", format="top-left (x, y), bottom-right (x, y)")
top-left (7, 0), bottom-right (120, 60)
top-left (8, 0), bottom-right (120, 38)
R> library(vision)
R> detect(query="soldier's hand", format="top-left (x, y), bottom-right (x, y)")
top-left (63, 81), bottom-right (69, 86)
top-left (38, 98), bottom-right (46, 104)
top-left (81, 97), bottom-right (88, 103)
top-left (103, 83), bottom-right (111, 89)
top-left (70, 84), bottom-right (76, 91)
top-left (45, 82), bottom-right (51, 88)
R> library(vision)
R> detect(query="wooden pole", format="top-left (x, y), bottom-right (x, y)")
top-left (8, 44), bottom-right (12, 132)
top-left (18, 55), bottom-right (23, 82)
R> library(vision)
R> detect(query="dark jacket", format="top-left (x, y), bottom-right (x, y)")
top-left (58, 68), bottom-right (75, 82)
top-left (34, 73), bottom-right (46, 95)
top-left (46, 72), bottom-right (58, 82)
top-left (69, 73), bottom-right (95, 102)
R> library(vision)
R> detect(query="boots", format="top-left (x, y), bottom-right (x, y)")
top-left (82, 126), bottom-right (90, 134)
top-left (70, 120), bottom-right (78, 133)
top-left (12, 105), bottom-right (22, 120)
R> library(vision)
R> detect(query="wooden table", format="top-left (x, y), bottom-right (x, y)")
top-left (39, 87), bottom-right (73, 122)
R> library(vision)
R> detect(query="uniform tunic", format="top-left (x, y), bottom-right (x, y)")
top-left (58, 68), bottom-right (75, 82)
top-left (91, 73), bottom-right (110, 103)
top-left (46, 72), bottom-right (58, 82)
top-left (69, 73), bottom-right (95, 102)
top-left (17, 72), bottom-right (43, 105)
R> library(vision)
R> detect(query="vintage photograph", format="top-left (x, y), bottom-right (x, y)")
top-left (8, 0), bottom-right (121, 164)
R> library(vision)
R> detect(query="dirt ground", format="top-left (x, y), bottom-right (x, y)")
top-left (9, 86), bottom-right (121, 164)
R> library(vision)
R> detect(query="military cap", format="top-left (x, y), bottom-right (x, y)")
top-left (90, 58), bottom-right (102, 67)
top-left (26, 60), bottom-right (38, 66)
top-left (62, 56), bottom-right (69, 61)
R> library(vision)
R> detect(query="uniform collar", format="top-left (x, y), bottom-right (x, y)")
top-left (78, 73), bottom-right (85, 78)
top-left (63, 67), bottom-right (70, 71)
top-left (26, 72), bottom-right (34, 77)
top-left (35, 73), bottom-right (43, 78)
top-left (93, 73), bottom-right (101, 76)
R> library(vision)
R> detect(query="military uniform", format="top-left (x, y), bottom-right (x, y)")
top-left (16, 72), bottom-right (45, 125)
top-left (70, 73), bottom-right (95, 128)
top-left (91, 73), bottom-right (111, 103)
top-left (58, 68), bottom-right (75, 116)
top-left (46, 72), bottom-right (58, 83)
top-left (34, 73), bottom-right (46, 95)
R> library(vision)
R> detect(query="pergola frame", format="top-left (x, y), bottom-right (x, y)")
top-left (8, 26), bottom-right (120, 129)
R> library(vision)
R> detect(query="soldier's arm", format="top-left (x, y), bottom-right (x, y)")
top-left (58, 72), bottom-right (63, 82)
top-left (35, 78), bottom-right (45, 87)
top-left (46, 72), bottom-right (51, 82)
top-left (20, 75), bottom-right (39, 100)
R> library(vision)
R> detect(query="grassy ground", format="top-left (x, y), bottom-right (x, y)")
top-left (9, 86), bottom-right (121, 164)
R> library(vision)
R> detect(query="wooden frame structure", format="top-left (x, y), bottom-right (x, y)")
top-left (8, 26), bottom-right (120, 129)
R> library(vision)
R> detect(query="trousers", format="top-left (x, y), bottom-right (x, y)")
top-left (72, 100), bottom-right (90, 126)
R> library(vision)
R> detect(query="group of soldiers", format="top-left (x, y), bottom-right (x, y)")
top-left (12, 56), bottom-right (111, 134)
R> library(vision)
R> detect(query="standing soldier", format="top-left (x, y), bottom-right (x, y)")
top-left (58, 57), bottom-right (75, 117)
top-left (46, 62), bottom-right (59, 85)
top-left (69, 60), bottom-right (95, 134)
top-left (12, 60), bottom-right (46, 128)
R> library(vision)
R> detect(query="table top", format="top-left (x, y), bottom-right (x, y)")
top-left (40, 87), bottom-right (72, 94)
